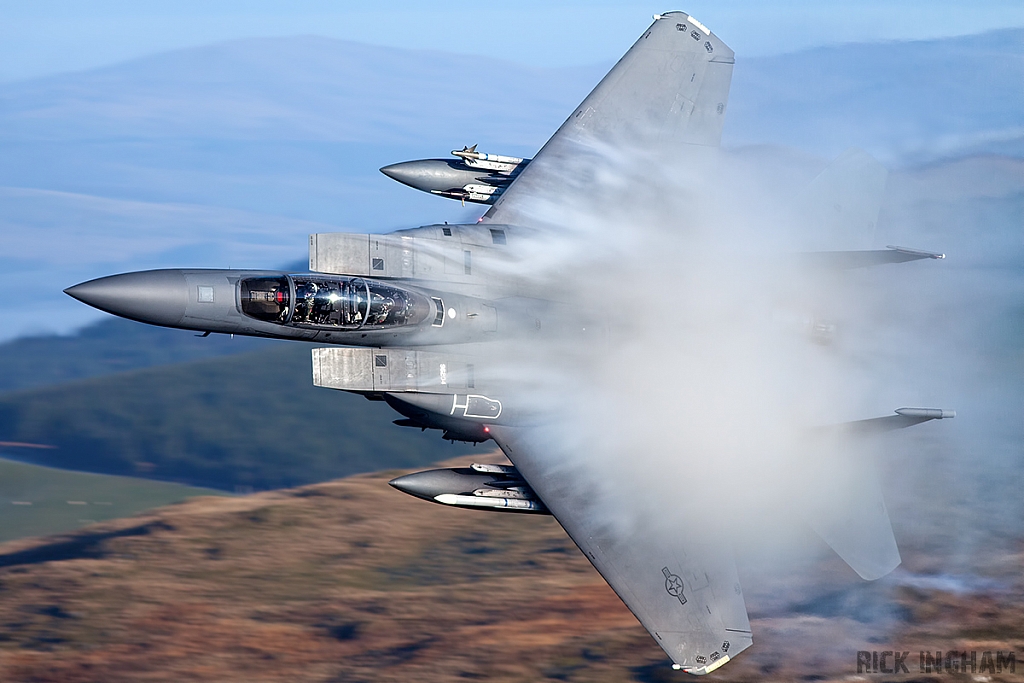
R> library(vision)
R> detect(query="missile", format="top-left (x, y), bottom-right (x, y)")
top-left (471, 463), bottom-right (517, 474)
top-left (450, 145), bottom-right (525, 169)
top-left (434, 493), bottom-right (544, 512)
top-left (472, 487), bottom-right (532, 499)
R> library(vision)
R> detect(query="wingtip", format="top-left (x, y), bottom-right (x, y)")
top-left (885, 245), bottom-right (946, 260)
top-left (678, 654), bottom-right (731, 675)
top-left (653, 10), bottom-right (690, 21)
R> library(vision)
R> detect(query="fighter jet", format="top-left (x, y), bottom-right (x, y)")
top-left (65, 13), bottom-right (953, 674)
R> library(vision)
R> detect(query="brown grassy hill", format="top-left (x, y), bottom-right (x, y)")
top-left (0, 453), bottom-right (1021, 683)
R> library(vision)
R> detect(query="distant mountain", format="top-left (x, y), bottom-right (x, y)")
top-left (0, 36), bottom-right (604, 232)
top-left (0, 184), bottom-right (329, 339)
top-left (0, 36), bottom-right (600, 148)
top-left (0, 317), bottom-right (271, 394)
top-left (726, 28), bottom-right (1024, 161)
top-left (0, 344), bottom-right (474, 490)
top-left (0, 29), bottom-right (1020, 341)
top-left (3, 31), bottom-right (1019, 157)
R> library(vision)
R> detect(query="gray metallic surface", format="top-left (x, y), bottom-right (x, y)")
top-left (895, 407), bottom-right (956, 418)
top-left (65, 269), bottom-right (189, 327)
top-left (65, 267), bottom-right (519, 346)
top-left (798, 247), bottom-right (946, 269)
top-left (489, 423), bottom-right (752, 673)
top-left (389, 467), bottom-right (489, 500)
top-left (380, 151), bottom-right (530, 205)
top-left (380, 159), bottom-right (482, 193)
top-left (827, 407), bottom-right (958, 435)
top-left (312, 347), bottom-right (497, 397)
top-left (485, 11), bottom-right (735, 226)
top-left (389, 465), bottom-right (548, 514)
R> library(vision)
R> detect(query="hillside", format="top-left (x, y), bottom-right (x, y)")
top-left (0, 318), bottom-right (270, 394)
top-left (0, 457), bottom-right (221, 543)
top-left (0, 454), bottom-right (1020, 682)
top-left (0, 344), bottom-right (473, 490)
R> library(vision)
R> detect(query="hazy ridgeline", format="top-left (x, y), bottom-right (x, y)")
top-left (0, 345), bottom-right (475, 490)
top-left (0, 29), bottom-right (1020, 522)
top-left (0, 30), bottom-right (1020, 341)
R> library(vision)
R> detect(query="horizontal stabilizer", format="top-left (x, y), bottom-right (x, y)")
top-left (797, 245), bottom-right (945, 270)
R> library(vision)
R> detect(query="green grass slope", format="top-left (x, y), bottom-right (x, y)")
top-left (0, 457), bottom-right (223, 543)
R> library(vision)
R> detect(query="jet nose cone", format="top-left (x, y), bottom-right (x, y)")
top-left (65, 269), bottom-right (188, 327)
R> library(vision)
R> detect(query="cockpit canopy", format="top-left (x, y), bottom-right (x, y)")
top-left (240, 275), bottom-right (430, 329)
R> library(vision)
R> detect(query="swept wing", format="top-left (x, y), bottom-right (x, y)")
top-left (489, 424), bottom-right (752, 674)
top-left (485, 12), bottom-right (734, 227)
top-left (479, 19), bottom-right (750, 671)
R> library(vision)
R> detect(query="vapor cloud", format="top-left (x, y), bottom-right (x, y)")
top-left (479, 139), bottom-right (1020, 580)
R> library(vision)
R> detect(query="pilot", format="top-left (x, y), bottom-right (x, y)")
top-left (369, 294), bottom-right (394, 325)
top-left (302, 282), bottom-right (319, 323)
top-left (291, 281), bottom-right (313, 323)
top-left (313, 283), bottom-right (342, 325)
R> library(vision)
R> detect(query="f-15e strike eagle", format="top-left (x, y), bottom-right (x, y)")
top-left (66, 13), bottom-right (953, 674)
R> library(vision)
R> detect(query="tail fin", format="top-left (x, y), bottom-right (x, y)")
top-left (803, 407), bottom-right (954, 580)
top-left (806, 458), bottom-right (901, 580)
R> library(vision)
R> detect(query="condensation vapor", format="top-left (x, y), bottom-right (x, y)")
top-left (479, 137), bottom-right (1014, 577)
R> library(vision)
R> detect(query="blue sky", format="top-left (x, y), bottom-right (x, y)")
top-left (1, 0), bottom-right (1022, 81)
